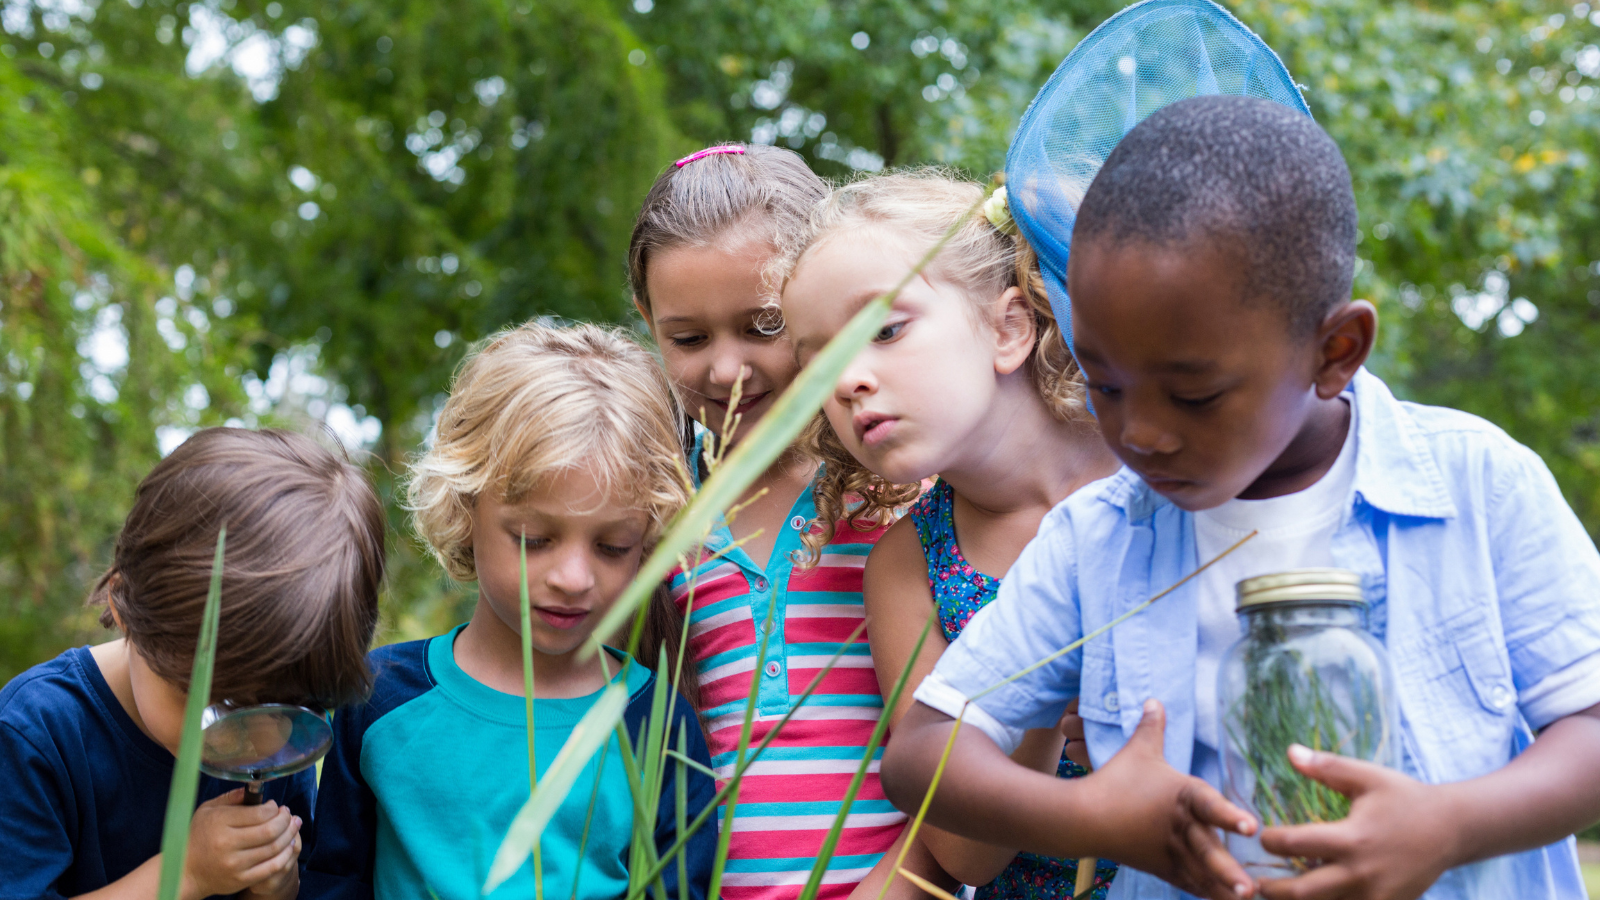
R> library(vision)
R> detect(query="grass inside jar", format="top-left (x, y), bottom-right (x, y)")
top-left (1225, 642), bottom-right (1383, 874)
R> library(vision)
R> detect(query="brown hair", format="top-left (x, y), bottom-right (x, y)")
top-left (775, 170), bottom-right (1091, 562)
top-left (407, 321), bottom-right (697, 697)
top-left (90, 428), bottom-right (385, 709)
top-left (628, 143), bottom-right (829, 317)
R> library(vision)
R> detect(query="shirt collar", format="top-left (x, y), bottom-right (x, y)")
top-left (1106, 368), bottom-right (1456, 524)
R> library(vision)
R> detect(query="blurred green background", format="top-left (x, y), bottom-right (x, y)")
top-left (4, 0), bottom-right (1600, 690)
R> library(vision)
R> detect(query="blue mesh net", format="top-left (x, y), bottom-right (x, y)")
top-left (1004, 0), bottom-right (1310, 346)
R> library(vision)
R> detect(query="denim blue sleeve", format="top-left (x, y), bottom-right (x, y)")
top-left (0, 721), bottom-right (73, 900)
top-left (653, 696), bottom-right (715, 900)
top-left (1489, 440), bottom-right (1600, 725)
top-left (927, 503), bottom-right (1085, 733)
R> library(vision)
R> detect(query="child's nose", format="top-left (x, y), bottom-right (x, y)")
top-left (544, 548), bottom-right (596, 596)
top-left (708, 356), bottom-right (753, 392)
top-left (834, 359), bottom-right (877, 400)
top-left (1119, 413), bottom-right (1180, 457)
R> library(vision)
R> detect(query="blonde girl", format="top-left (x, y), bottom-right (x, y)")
top-left (304, 322), bottom-right (715, 900)
top-left (779, 171), bottom-right (1122, 900)
top-left (629, 145), bottom-right (941, 900)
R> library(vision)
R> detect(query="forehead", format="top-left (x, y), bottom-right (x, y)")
top-left (647, 233), bottom-right (773, 321)
top-left (1066, 237), bottom-right (1291, 368)
top-left (783, 227), bottom-right (924, 326)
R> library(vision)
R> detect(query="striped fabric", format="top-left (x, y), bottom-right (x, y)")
top-left (668, 482), bottom-right (903, 900)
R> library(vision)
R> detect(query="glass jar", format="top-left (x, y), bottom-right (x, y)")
top-left (1218, 569), bottom-right (1397, 877)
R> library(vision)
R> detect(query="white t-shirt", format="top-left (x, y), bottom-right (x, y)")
top-left (1190, 399), bottom-right (1358, 782)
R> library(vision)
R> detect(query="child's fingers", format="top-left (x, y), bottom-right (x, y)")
top-left (1257, 821), bottom-right (1352, 862)
top-left (214, 798), bottom-right (282, 827)
top-left (1180, 779), bottom-right (1257, 837)
top-left (1285, 744), bottom-right (1386, 799)
top-left (230, 804), bottom-right (296, 854)
top-left (1182, 818), bottom-right (1254, 900)
top-left (239, 830), bottom-right (300, 885)
top-left (1255, 863), bottom-right (1354, 900)
top-left (198, 787), bottom-right (247, 808)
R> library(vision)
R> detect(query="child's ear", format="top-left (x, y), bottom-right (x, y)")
top-left (633, 296), bottom-right (655, 337)
top-left (992, 286), bottom-right (1037, 376)
top-left (104, 577), bottom-right (125, 631)
top-left (1312, 299), bottom-right (1377, 400)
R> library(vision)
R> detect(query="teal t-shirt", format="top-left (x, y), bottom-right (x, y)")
top-left (303, 624), bottom-right (714, 900)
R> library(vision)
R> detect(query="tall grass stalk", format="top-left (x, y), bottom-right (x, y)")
top-left (156, 526), bottom-right (225, 900)
top-left (518, 533), bottom-right (544, 900)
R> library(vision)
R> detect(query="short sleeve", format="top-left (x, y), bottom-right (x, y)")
top-left (925, 506), bottom-right (1085, 738)
top-left (299, 705), bottom-right (378, 900)
top-left (1488, 442), bottom-right (1600, 724)
top-left (0, 722), bottom-right (74, 900)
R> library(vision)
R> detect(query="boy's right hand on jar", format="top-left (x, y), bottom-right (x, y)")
top-left (181, 788), bottom-right (303, 900)
top-left (1086, 699), bottom-right (1259, 900)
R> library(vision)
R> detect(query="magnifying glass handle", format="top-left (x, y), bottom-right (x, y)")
top-left (243, 782), bottom-right (265, 806)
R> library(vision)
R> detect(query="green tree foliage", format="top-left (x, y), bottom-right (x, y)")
top-left (3, 0), bottom-right (1599, 680)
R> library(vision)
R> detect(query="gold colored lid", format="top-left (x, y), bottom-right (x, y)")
top-left (1235, 568), bottom-right (1364, 609)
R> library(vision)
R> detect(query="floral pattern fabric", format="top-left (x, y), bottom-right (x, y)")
top-left (908, 480), bottom-right (1117, 900)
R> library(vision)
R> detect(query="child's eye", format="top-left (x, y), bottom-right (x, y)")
top-left (873, 321), bottom-right (906, 343)
top-left (1090, 382), bottom-right (1121, 397)
top-left (597, 542), bottom-right (636, 558)
top-left (1174, 391), bottom-right (1223, 408)
top-left (514, 534), bottom-right (550, 550)
top-left (668, 334), bottom-right (707, 349)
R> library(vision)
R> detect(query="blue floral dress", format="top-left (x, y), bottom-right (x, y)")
top-left (909, 480), bottom-right (1117, 900)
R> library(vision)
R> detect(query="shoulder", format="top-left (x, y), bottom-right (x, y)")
top-left (343, 638), bottom-right (438, 730)
top-left (865, 514), bottom-right (929, 583)
top-left (0, 648), bottom-right (100, 749)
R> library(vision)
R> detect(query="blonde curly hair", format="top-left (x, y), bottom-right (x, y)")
top-left (773, 170), bottom-right (1091, 563)
top-left (407, 321), bottom-right (690, 582)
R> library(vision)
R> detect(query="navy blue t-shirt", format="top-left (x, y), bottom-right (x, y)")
top-left (0, 646), bottom-right (315, 900)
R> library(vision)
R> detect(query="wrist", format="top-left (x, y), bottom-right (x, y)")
top-left (1430, 780), bottom-right (1478, 870)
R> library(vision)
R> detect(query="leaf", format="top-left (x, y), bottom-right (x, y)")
top-left (156, 526), bottom-right (225, 900)
top-left (483, 681), bottom-right (630, 894)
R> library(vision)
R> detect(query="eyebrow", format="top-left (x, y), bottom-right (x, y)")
top-left (654, 307), bottom-right (773, 328)
top-left (793, 289), bottom-right (886, 354)
top-left (1071, 347), bottom-right (1218, 375)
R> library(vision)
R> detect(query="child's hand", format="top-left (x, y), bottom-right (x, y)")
top-left (182, 788), bottom-right (303, 900)
top-left (1086, 700), bottom-right (1259, 900)
top-left (1056, 697), bottom-right (1091, 768)
top-left (1255, 745), bottom-right (1453, 900)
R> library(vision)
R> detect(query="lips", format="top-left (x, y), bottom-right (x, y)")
top-left (707, 391), bottom-right (769, 417)
top-left (534, 606), bottom-right (590, 630)
top-left (852, 410), bottom-right (897, 447)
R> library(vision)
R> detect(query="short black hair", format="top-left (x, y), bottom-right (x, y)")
top-left (1073, 95), bottom-right (1357, 334)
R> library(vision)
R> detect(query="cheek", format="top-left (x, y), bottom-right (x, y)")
top-left (749, 341), bottom-right (800, 389)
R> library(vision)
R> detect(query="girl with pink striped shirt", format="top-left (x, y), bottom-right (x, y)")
top-left (628, 145), bottom-right (942, 900)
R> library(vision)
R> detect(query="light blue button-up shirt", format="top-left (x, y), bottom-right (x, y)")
top-left (925, 369), bottom-right (1600, 900)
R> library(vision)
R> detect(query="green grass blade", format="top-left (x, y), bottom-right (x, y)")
top-left (518, 532), bottom-right (544, 900)
top-left (156, 526), bottom-right (226, 900)
top-left (483, 681), bottom-right (629, 894)
top-left (676, 727), bottom-right (689, 900)
top-left (568, 740), bottom-right (610, 900)
top-left (797, 612), bottom-right (934, 900)
top-left (583, 292), bottom-right (891, 660)
top-left (621, 617), bottom-right (869, 900)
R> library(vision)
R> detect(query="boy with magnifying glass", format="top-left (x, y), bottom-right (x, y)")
top-left (0, 428), bottom-right (386, 900)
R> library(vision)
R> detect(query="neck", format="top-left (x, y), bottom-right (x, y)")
top-left (939, 377), bottom-right (1118, 515)
top-left (1238, 394), bottom-right (1351, 500)
top-left (455, 596), bottom-right (608, 700)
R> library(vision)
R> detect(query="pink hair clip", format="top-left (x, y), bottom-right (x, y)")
top-left (675, 145), bottom-right (746, 168)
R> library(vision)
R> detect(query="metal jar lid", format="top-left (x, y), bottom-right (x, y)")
top-left (1235, 568), bottom-right (1364, 610)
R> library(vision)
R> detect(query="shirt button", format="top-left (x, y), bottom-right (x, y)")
top-left (1489, 684), bottom-right (1512, 710)
top-left (1103, 693), bottom-right (1120, 712)
top-left (764, 661), bottom-right (782, 677)
top-left (753, 576), bottom-right (769, 591)
top-left (789, 515), bottom-right (806, 530)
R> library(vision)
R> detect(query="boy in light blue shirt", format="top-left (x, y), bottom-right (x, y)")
top-left (881, 96), bottom-right (1600, 900)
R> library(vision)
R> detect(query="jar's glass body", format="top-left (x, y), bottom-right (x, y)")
top-left (1218, 600), bottom-right (1397, 877)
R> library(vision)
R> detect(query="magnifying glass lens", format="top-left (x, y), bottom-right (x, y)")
top-left (199, 704), bottom-right (333, 790)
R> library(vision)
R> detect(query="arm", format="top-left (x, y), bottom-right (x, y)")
top-left (299, 705), bottom-right (379, 900)
top-left (1257, 704), bottom-right (1600, 900)
top-left (861, 518), bottom-right (1064, 888)
top-left (883, 700), bottom-right (1257, 900)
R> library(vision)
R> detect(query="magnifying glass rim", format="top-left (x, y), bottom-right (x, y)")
top-left (198, 701), bottom-right (334, 783)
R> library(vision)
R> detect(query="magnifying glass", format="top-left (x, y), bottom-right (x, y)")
top-left (199, 703), bottom-right (334, 806)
